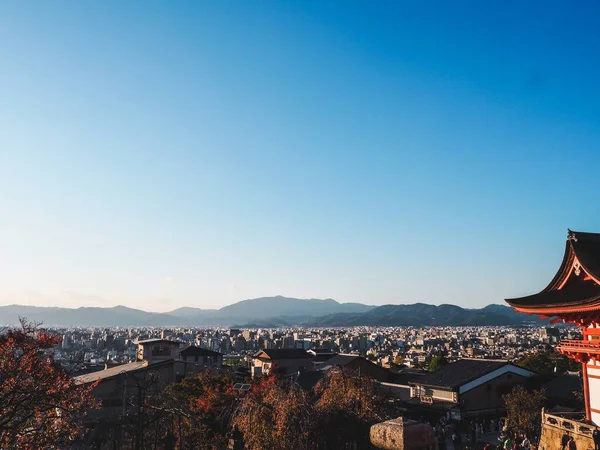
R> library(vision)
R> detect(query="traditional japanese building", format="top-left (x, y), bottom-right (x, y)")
top-left (506, 229), bottom-right (600, 424)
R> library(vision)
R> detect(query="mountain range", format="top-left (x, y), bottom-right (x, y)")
top-left (0, 296), bottom-right (544, 327)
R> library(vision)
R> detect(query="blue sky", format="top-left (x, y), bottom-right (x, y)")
top-left (1, 1), bottom-right (600, 311)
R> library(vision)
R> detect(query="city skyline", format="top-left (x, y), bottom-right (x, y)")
top-left (2, 2), bottom-right (600, 311)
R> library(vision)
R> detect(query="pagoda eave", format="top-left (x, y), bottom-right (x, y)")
top-left (510, 303), bottom-right (600, 316)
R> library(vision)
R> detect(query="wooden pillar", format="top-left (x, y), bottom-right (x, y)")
top-left (583, 360), bottom-right (591, 421)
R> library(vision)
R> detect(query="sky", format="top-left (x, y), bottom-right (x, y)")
top-left (1, 1), bottom-right (600, 312)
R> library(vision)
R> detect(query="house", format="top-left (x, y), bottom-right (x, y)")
top-left (406, 359), bottom-right (535, 421)
top-left (251, 349), bottom-right (313, 377)
top-left (318, 354), bottom-right (393, 382)
top-left (179, 345), bottom-right (223, 368)
top-left (136, 338), bottom-right (181, 364)
top-left (76, 341), bottom-right (223, 424)
top-left (307, 349), bottom-right (338, 363)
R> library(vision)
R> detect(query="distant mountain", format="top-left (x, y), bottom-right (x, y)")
top-left (0, 296), bottom-right (375, 327)
top-left (0, 298), bottom-right (542, 327)
top-left (306, 303), bottom-right (544, 327)
top-left (0, 304), bottom-right (179, 327)
top-left (215, 296), bottom-right (373, 324)
top-left (167, 307), bottom-right (217, 318)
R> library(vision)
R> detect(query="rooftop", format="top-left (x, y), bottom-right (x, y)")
top-left (506, 230), bottom-right (600, 316)
top-left (253, 349), bottom-right (313, 360)
top-left (74, 360), bottom-right (150, 384)
top-left (179, 345), bottom-right (222, 357)
top-left (409, 359), bottom-right (509, 389)
top-left (136, 338), bottom-right (181, 345)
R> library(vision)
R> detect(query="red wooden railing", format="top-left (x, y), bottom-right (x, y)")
top-left (558, 339), bottom-right (600, 349)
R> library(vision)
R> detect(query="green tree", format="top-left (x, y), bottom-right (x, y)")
top-left (393, 354), bottom-right (404, 366)
top-left (502, 385), bottom-right (545, 436)
top-left (428, 355), bottom-right (448, 372)
top-left (518, 350), bottom-right (580, 375)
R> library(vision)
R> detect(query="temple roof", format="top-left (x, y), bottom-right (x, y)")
top-left (505, 230), bottom-right (600, 316)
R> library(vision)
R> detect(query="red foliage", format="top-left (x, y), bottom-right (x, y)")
top-left (0, 319), bottom-right (97, 449)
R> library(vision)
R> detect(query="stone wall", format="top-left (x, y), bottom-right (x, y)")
top-left (538, 412), bottom-right (596, 450)
top-left (370, 417), bottom-right (436, 450)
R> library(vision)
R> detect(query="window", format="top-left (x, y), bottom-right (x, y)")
top-left (151, 345), bottom-right (171, 357)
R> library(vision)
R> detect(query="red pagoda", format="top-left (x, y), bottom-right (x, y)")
top-left (506, 229), bottom-right (600, 424)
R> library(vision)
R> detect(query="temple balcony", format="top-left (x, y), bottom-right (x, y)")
top-left (557, 339), bottom-right (600, 361)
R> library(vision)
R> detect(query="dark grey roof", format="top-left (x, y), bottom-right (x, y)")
top-left (294, 371), bottom-right (325, 390)
top-left (409, 359), bottom-right (508, 389)
top-left (390, 369), bottom-right (428, 384)
top-left (136, 338), bottom-right (181, 345)
top-left (179, 345), bottom-right (222, 357)
top-left (254, 349), bottom-right (313, 360)
top-left (319, 354), bottom-right (361, 368)
top-left (542, 371), bottom-right (583, 400)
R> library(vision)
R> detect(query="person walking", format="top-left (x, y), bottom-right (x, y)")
top-left (568, 436), bottom-right (577, 450)
top-left (521, 435), bottom-right (530, 450)
top-left (593, 428), bottom-right (600, 450)
top-left (561, 432), bottom-right (570, 450)
top-left (453, 430), bottom-right (462, 450)
top-left (438, 426), bottom-right (447, 450)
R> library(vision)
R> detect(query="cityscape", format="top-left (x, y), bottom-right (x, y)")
top-left (3, 1), bottom-right (600, 450)
top-left (49, 322), bottom-right (571, 372)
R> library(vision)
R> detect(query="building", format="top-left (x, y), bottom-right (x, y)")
top-left (251, 349), bottom-right (313, 377)
top-left (406, 359), bottom-right (534, 421)
top-left (317, 354), bottom-right (393, 382)
top-left (135, 338), bottom-right (181, 364)
top-left (506, 229), bottom-right (600, 425)
top-left (179, 345), bottom-right (223, 367)
top-left (76, 341), bottom-right (223, 424)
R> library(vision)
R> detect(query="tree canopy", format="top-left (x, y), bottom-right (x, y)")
top-left (0, 319), bottom-right (97, 449)
top-left (503, 385), bottom-right (545, 436)
top-left (518, 350), bottom-right (580, 375)
top-left (428, 355), bottom-right (448, 372)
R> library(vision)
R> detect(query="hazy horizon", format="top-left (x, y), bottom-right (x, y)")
top-left (2, 2), bottom-right (600, 311)
top-left (0, 294), bottom-right (508, 314)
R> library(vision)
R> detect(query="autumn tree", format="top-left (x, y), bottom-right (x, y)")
top-left (314, 368), bottom-right (386, 449)
top-left (0, 319), bottom-right (97, 449)
top-left (164, 371), bottom-right (238, 449)
top-left (115, 371), bottom-right (241, 450)
top-left (503, 385), bottom-right (545, 436)
top-left (232, 374), bottom-right (315, 450)
top-left (233, 369), bottom-right (387, 450)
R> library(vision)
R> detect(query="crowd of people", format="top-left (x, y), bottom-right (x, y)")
top-left (434, 417), bottom-right (535, 450)
top-left (495, 432), bottom-right (532, 450)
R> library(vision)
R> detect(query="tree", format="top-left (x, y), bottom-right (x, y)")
top-left (119, 371), bottom-right (239, 450)
top-left (233, 368), bottom-right (388, 450)
top-left (518, 350), bottom-right (580, 375)
top-left (428, 355), bottom-right (448, 372)
top-left (233, 375), bottom-right (316, 450)
top-left (313, 368), bottom-right (386, 449)
top-left (503, 385), bottom-right (545, 436)
top-left (0, 319), bottom-right (97, 449)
